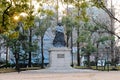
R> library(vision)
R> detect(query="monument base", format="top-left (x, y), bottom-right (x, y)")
top-left (35, 47), bottom-right (96, 72)
top-left (49, 47), bottom-right (72, 70)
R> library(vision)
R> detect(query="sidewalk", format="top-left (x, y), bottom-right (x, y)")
top-left (0, 69), bottom-right (120, 80)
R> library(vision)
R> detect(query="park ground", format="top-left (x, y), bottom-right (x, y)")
top-left (0, 69), bottom-right (120, 80)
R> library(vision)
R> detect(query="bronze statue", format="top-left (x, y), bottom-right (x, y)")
top-left (53, 23), bottom-right (66, 47)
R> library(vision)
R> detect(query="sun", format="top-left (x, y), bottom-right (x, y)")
top-left (13, 15), bottom-right (19, 21)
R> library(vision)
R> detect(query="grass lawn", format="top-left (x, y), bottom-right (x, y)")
top-left (0, 67), bottom-right (41, 73)
top-left (74, 66), bottom-right (120, 71)
top-left (0, 68), bottom-right (16, 73)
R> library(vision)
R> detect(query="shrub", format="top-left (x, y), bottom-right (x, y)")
top-left (90, 61), bottom-right (96, 66)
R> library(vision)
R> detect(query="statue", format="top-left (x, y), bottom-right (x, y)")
top-left (53, 23), bottom-right (66, 47)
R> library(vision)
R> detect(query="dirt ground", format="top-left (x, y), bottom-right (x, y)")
top-left (0, 69), bottom-right (119, 80)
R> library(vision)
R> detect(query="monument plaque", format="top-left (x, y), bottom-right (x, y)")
top-left (57, 54), bottom-right (64, 58)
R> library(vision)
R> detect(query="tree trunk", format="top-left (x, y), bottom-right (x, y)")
top-left (57, 0), bottom-right (58, 23)
top-left (6, 46), bottom-right (9, 68)
top-left (77, 29), bottom-right (80, 66)
top-left (15, 51), bottom-right (19, 72)
top-left (71, 29), bottom-right (73, 66)
top-left (41, 36), bottom-right (44, 68)
top-left (77, 0), bottom-right (81, 66)
top-left (110, 2), bottom-right (115, 66)
top-left (66, 35), bottom-right (69, 47)
top-left (87, 54), bottom-right (90, 68)
top-left (96, 43), bottom-right (99, 69)
top-left (28, 28), bottom-right (32, 67)
top-left (2, 1), bottom-right (12, 27)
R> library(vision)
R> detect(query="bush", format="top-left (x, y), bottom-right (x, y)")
top-left (32, 63), bottom-right (41, 67)
top-left (83, 61), bottom-right (88, 66)
top-left (106, 61), bottom-right (111, 65)
top-left (0, 62), bottom-right (4, 65)
top-left (19, 63), bottom-right (28, 68)
top-left (90, 61), bottom-right (96, 66)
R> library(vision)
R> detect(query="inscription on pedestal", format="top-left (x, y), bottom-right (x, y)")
top-left (57, 54), bottom-right (64, 58)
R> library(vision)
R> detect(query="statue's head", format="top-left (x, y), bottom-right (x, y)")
top-left (57, 22), bottom-right (62, 26)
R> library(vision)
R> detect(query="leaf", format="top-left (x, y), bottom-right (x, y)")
top-left (9, 31), bottom-right (19, 39)
top-left (97, 36), bottom-right (114, 43)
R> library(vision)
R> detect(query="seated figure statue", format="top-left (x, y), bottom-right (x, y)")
top-left (53, 23), bottom-right (66, 47)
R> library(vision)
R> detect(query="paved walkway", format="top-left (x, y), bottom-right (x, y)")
top-left (0, 68), bottom-right (120, 80)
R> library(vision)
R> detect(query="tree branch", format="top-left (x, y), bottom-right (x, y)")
top-left (99, 2), bottom-right (120, 23)
top-left (92, 18), bottom-right (120, 39)
top-left (2, 0), bottom-right (12, 27)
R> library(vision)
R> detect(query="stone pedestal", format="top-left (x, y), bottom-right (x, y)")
top-left (49, 47), bottom-right (72, 69)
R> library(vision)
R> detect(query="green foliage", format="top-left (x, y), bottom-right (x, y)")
top-left (0, 0), bottom-right (32, 34)
top-left (84, 23), bottom-right (99, 32)
top-left (77, 30), bottom-right (90, 42)
top-left (62, 15), bottom-right (77, 46)
top-left (85, 43), bottom-right (96, 53)
top-left (62, 16), bottom-right (75, 34)
top-left (80, 1), bottom-right (89, 8)
top-left (35, 5), bottom-right (54, 36)
top-left (18, 33), bottom-right (27, 41)
top-left (35, 16), bottom-right (52, 37)
top-left (97, 36), bottom-right (115, 44)
top-left (64, 0), bottom-right (74, 3)
top-left (77, 22), bottom-right (97, 58)
top-left (74, 0), bottom-right (89, 22)
top-left (45, 9), bottom-right (54, 16)
top-left (90, 0), bottom-right (105, 8)
top-left (0, 0), bottom-right (40, 68)
top-left (62, 16), bottom-right (74, 27)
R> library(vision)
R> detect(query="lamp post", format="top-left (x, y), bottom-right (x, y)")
top-left (105, 47), bottom-right (110, 71)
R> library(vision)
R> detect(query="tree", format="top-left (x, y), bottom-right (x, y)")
top-left (35, 17), bottom-right (52, 68)
top-left (91, 0), bottom-right (120, 23)
top-left (0, 0), bottom-right (37, 70)
top-left (74, 0), bottom-right (89, 66)
top-left (62, 0), bottom-right (90, 66)
top-left (91, 0), bottom-right (120, 42)
top-left (77, 23), bottom-right (98, 67)
top-left (35, 4), bottom-right (54, 68)
top-left (62, 16), bottom-right (74, 47)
